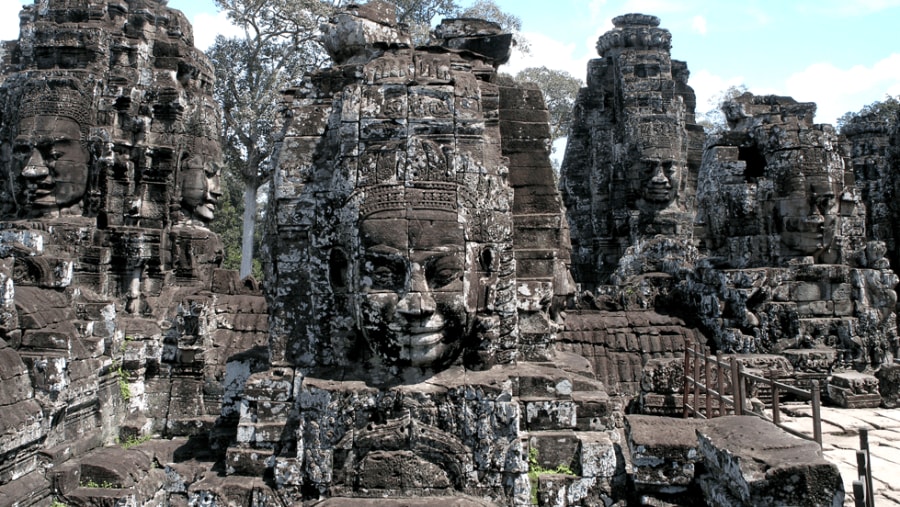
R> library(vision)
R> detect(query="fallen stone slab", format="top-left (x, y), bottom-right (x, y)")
top-left (697, 415), bottom-right (844, 507)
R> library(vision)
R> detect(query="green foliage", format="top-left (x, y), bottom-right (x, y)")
top-left (80, 479), bottom-right (117, 489)
top-left (512, 67), bottom-right (583, 144)
top-left (116, 365), bottom-right (131, 402)
top-left (527, 447), bottom-right (576, 504)
top-left (209, 168), bottom-right (244, 272)
top-left (837, 95), bottom-right (900, 132)
top-left (50, 500), bottom-right (68, 507)
top-left (389, 0), bottom-right (458, 43)
top-left (116, 434), bottom-right (152, 450)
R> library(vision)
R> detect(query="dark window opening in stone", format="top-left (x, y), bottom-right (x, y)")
top-left (634, 64), bottom-right (660, 78)
top-left (329, 248), bottom-right (349, 291)
top-left (739, 145), bottom-right (767, 181)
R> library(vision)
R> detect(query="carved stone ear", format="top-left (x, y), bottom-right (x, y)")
top-left (480, 246), bottom-right (498, 273)
top-left (329, 248), bottom-right (349, 292)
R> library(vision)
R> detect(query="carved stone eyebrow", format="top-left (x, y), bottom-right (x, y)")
top-left (365, 244), bottom-right (403, 256)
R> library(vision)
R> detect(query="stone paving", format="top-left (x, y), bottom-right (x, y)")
top-left (776, 403), bottom-right (900, 506)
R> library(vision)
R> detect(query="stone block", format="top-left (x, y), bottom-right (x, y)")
top-left (523, 400), bottom-right (577, 430)
top-left (783, 348), bottom-right (836, 373)
top-left (626, 415), bottom-right (704, 494)
top-left (827, 371), bottom-right (881, 408)
top-left (577, 432), bottom-right (617, 479)
top-left (572, 390), bottom-right (621, 431)
top-left (225, 446), bottom-right (274, 476)
top-left (697, 416), bottom-right (844, 507)
top-left (536, 473), bottom-right (576, 507)
top-left (875, 363), bottom-right (900, 408)
top-left (529, 431), bottom-right (579, 473)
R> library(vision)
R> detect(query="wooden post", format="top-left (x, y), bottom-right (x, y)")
top-left (853, 480), bottom-right (866, 507)
top-left (856, 450), bottom-right (870, 507)
top-left (861, 429), bottom-right (875, 507)
top-left (811, 380), bottom-right (822, 446)
top-left (772, 380), bottom-right (780, 425)
top-left (705, 346), bottom-right (713, 418)
top-left (716, 352), bottom-right (725, 417)
top-left (683, 337), bottom-right (691, 418)
top-left (730, 357), bottom-right (743, 416)
top-left (693, 342), bottom-right (702, 418)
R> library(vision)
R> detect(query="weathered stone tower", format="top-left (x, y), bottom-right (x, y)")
top-left (559, 13), bottom-right (705, 289)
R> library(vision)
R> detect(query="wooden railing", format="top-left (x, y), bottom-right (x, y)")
top-left (853, 428), bottom-right (876, 507)
top-left (682, 338), bottom-right (823, 446)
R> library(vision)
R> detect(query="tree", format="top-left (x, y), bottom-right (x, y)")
top-left (389, 0), bottom-right (459, 43)
top-left (837, 95), bottom-right (900, 132)
top-left (513, 67), bottom-right (582, 144)
top-left (210, 0), bottom-right (526, 277)
top-left (459, 0), bottom-right (528, 53)
top-left (207, 0), bottom-right (335, 278)
top-left (698, 84), bottom-right (748, 134)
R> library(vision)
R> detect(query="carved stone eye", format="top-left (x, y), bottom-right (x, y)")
top-left (426, 255), bottom-right (462, 289)
top-left (363, 255), bottom-right (406, 291)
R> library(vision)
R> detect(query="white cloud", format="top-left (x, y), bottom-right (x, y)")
top-left (797, 0), bottom-right (900, 16)
top-left (784, 53), bottom-right (900, 125)
top-left (689, 68), bottom-right (745, 115)
top-left (691, 15), bottom-right (707, 35)
top-left (0, 2), bottom-right (24, 42)
top-left (502, 31), bottom-right (592, 81)
top-left (588, 0), bottom-right (609, 23)
top-left (620, 0), bottom-right (690, 14)
top-left (191, 10), bottom-right (244, 50)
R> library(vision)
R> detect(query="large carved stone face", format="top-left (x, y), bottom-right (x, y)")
top-left (179, 141), bottom-right (222, 223)
top-left (638, 158), bottom-right (680, 205)
top-left (353, 209), bottom-right (472, 368)
top-left (777, 176), bottom-right (838, 258)
top-left (13, 115), bottom-right (89, 215)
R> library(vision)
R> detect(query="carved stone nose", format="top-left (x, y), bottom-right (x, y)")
top-left (651, 166), bottom-right (669, 184)
top-left (398, 265), bottom-right (436, 315)
top-left (397, 291), bottom-right (436, 316)
top-left (22, 151), bottom-right (50, 179)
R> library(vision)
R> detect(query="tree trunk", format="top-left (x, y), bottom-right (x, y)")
top-left (240, 179), bottom-right (258, 278)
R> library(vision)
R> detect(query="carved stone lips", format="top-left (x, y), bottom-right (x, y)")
top-left (27, 186), bottom-right (53, 203)
top-left (403, 327), bottom-right (445, 346)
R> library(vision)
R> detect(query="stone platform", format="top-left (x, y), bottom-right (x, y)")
top-left (772, 404), bottom-right (900, 506)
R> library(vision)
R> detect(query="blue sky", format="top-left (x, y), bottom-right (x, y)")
top-left (2, 0), bottom-right (899, 125)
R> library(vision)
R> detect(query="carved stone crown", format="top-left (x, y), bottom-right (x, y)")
top-left (359, 182), bottom-right (460, 218)
top-left (17, 78), bottom-right (92, 137)
top-left (596, 13), bottom-right (672, 56)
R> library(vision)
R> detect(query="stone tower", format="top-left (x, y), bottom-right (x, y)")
top-left (559, 13), bottom-right (705, 288)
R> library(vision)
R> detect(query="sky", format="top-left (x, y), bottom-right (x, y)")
top-left (1, 0), bottom-right (899, 125)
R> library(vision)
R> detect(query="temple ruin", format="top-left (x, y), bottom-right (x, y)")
top-left (0, 1), bottom-right (896, 506)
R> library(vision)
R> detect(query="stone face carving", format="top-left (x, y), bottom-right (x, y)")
top-left (0, 3), bottom-right (895, 506)
top-left (0, 2), bottom-right (264, 506)
top-left (560, 16), bottom-right (898, 432)
top-left (220, 6), bottom-right (623, 506)
top-left (11, 77), bottom-right (94, 218)
top-left (177, 135), bottom-right (223, 225)
top-left (265, 5), bottom-right (533, 376)
top-left (686, 93), bottom-right (898, 368)
top-left (560, 13), bottom-right (704, 288)
top-left (698, 94), bottom-right (862, 267)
